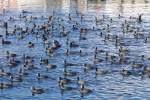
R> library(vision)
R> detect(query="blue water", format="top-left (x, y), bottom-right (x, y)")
top-left (0, 0), bottom-right (150, 99)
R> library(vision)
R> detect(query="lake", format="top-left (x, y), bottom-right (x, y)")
top-left (0, 0), bottom-right (150, 99)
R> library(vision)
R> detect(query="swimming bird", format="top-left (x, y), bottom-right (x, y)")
top-left (6, 51), bottom-right (16, 57)
top-left (68, 17), bottom-right (75, 23)
top-left (141, 55), bottom-right (150, 60)
top-left (14, 25), bottom-right (21, 30)
top-left (137, 13), bottom-right (143, 22)
top-left (115, 36), bottom-right (123, 40)
top-left (63, 60), bottom-right (77, 66)
top-left (107, 34), bottom-right (115, 39)
top-left (10, 76), bottom-right (23, 82)
top-left (57, 18), bottom-right (64, 22)
top-left (17, 33), bottom-right (23, 39)
top-left (46, 64), bottom-right (57, 69)
top-left (35, 32), bottom-right (42, 38)
top-left (6, 30), bottom-right (16, 36)
top-left (52, 11), bottom-right (57, 15)
top-left (105, 52), bottom-right (116, 59)
top-left (9, 17), bottom-right (15, 21)
top-left (1, 69), bottom-right (11, 76)
top-left (76, 10), bottom-right (82, 16)
top-left (119, 55), bottom-right (130, 60)
top-left (31, 87), bottom-right (44, 94)
top-left (94, 17), bottom-right (101, 21)
top-left (59, 32), bottom-right (67, 37)
top-left (145, 38), bottom-right (150, 42)
top-left (80, 50), bottom-right (88, 56)
top-left (31, 16), bottom-right (37, 19)
top-left (125, 19), bottom-right (131, 24)
top-left (26, 27), bottom-right (33, 32)
top-left (77, 77), bottom-right (87, 85)
top-left (66, 49), bottom-right (74, 55)
top-left (94, 47), bottom-right (104, 53)
top-left (115, 39), bottom-right (125, 46)
top-left (92, 27), bottom-right (101, 31)
top-left (58, 77), bottom-right (71, 84)
top-left (79, 35), bottom-right (86, 40)
top-left (80, 27), bottom-right (88, 34)
top-left (119, 47), bottom-right (129, 52)
top-left (23, 65), bottom-right (38, 70)
top-left (49, 50), bottom-right (57, 57)
top-left (27, 42), bottom-right (34, 47)
top-left (68, 14), bottom-right (74, 18)
top-left (80, 85), bottom-right (92, 94)
top-left (104, 36), bottom-right (111, 42)
top-left (60, 83), bottom-right (72, 90)
top-left (53, 40), bottom-right (61, 48)
top-left (75, 22), bottom-right (81, 26)
top-left (0, 22), bottom-right (8, 27)
top-left (52, 25), bottom-right (57, 30)
top-left (42, 22), bottom-right (50, 27)
top-left (3, 9), bottom-right (8, 13)
top-left (102, 28), bottom-right (109, 32)
top-left (107, 24), bottom-right (115, 29)
top-left (83, 63), bottom-right (95, 70)
top-left (31, 23), bottom-right (36, 28)
top-left (25, 19), bottom-right (31, 23)
top-left (18, 69), bottom-right (29, 76)
top-left (72, 25), bottom-right (78, 30)
top-left (2, 39), bottom-right (11, 44)
top-left (9, 60), bottom-right (18, 67)
top-left (22, 10), bottom-right (28, 13)
top-left (58, 24), bottom-right (63, 28)
top-left (95, 67), bottom-right (107, 74)
top-left (93, 55), bottom-right (103, 62)
top-left (131, 61), bottom-right (144, 68)
top-left (0, 82), bottom-right (13, 88)
top-left (141, 71), bottom-right (150, 78)
top-left (122, 69), bottom-right (131, 75)
top-left (110, 18), bottom-right (116, 22)
top-left (36, 73), bottom-right (49, 79)
top-left (23, 30), bottom-right (29, 35)
top-left (25, 58), bottom-right (34, 63)
top-left (39, 58), bottom-right (48, 65)
top-left (66, 38), bottom-right (74, 44)
top-left (10, 58), bottom-right (20, 64)
top-left (137, 27), bottom-right (144, 32)
top-left (119, 49), bottom-right (129, 56)
top-left (134, 32), bottom-right (143, 39)
top-left (63, 69), bottom-right (77, 76)
top-left (103, 15), bottom-right (109, 19)
top-left (19, 14), bottom-right (26, 18)
top-left (96, 20), bottom-right (103, 25)
top-left (70, 42), bottom-right (79, 47)
top-left (142, 65), bottom-right (150, 71)
top-left (62, 26), bottom-right (70, 33)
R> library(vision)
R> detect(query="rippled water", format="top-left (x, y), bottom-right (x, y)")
top-left (0, 0), bottom-right (150, 99)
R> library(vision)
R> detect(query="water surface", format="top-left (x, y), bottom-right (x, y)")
top-left (0, 0), bottom-right (150, 99)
